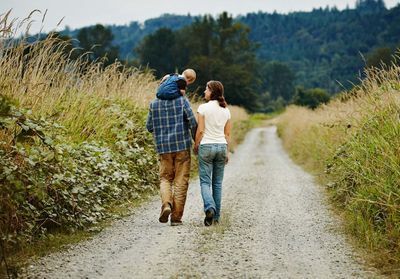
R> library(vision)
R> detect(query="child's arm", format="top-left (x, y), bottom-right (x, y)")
top-left (160, 74), bottom-right (169, 84)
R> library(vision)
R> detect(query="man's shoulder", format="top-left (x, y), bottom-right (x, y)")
top-left (150, 98), bottom-right (159, 105)
top-left (150, 98), bottom-right (164, 108)
top-left (151, 96), bottom-right (186, 106)
top-left (181, 97), bottom-right (193, 106)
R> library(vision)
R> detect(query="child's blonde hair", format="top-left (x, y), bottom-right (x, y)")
top-left (182, 69), bottom-right (196, 84)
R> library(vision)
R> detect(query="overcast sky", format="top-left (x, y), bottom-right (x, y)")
top-left (1, 0), bottom-right (399, 34)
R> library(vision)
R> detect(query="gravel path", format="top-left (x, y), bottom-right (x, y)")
top-left (22, 126), bottom-right (380, 278)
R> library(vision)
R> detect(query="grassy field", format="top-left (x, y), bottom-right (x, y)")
top-left (277, 65), bottom-right (400, 275)
top-left (0, 14), bottom-right (253, 276)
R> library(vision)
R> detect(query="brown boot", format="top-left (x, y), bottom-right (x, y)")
top-left (159, 203), bottom-right (172, 223)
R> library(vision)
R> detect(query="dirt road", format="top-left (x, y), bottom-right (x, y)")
top-left (22, 126), bottom-right (380, 278)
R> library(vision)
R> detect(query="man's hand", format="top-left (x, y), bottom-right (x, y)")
top-left (193, 144), bottom-right (199, 155)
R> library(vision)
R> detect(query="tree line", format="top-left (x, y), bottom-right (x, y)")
top-left (60, 13), bottom-right (333, 111)
top-left (239, 0), bottom-right (400, 92)
top-left (36, 0), bottom-right (400, 111)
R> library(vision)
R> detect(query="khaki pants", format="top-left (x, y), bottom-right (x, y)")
top-left (159, 150), bottom-right (191, 222)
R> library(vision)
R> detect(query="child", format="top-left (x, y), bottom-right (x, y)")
top-left (156, 69), bottom-right (196, 100)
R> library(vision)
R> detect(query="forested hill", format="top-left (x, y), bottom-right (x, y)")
top-left (240, 1), bottom-right (400, 92)
top-left (63, 0), bottom-right (400, 94)
top-left (109, 14), bottom-right (195, 60)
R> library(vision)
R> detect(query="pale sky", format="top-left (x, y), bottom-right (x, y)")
top-left (1, 0), bottom-right (399, 34)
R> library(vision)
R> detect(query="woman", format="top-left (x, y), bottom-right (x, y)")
top-left (194, 80), bottom-right (231, 226)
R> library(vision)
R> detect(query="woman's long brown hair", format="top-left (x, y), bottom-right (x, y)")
top-left (207, 80), bottom-right (227, 108)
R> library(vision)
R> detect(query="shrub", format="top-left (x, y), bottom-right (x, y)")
top-left (293, 87), bottom-right (331, 109)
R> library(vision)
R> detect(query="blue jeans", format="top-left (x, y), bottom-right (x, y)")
top-left (198, 144), bottom-right (227, 221)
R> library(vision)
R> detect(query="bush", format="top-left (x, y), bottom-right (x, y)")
top-left (0, 96), bottom-right (158, 247)
top-left (293, 87), bottom-right (331, 109)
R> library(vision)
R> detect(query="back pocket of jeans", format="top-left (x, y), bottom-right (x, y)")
top-left (199, 145), bottom-right (213, 160)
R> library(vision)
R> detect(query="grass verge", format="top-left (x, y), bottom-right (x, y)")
top-left (276, 65), bottom-right (400, 276)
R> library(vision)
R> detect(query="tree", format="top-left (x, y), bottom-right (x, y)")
top-left (260, 61), bottom-right (295, 101)
top-left (77, 24), bottom-right (119, 66)
top-left (135, 28), bottom-right (180, 78)
top-left (184, 13), bottom-right (260, 110)
top-left (136, 13), bottom-right (261, 111)
top-left (356, 0), bottom-right (386, 13)
top-left (366, 47), bottom-right (395, 69)
top-left (293, 87), bottom-right (330, 109)
top-left (180, 15), bottom-right (215, 58)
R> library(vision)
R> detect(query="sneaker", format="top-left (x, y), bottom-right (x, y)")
top-left (213, 219), bottom-right (219, 225)
top-left (204, 209), bottom-right (214, 226)
top-left (159, 204), bottom-right (171, 223)
top-left (170, 220), bottom-right (183, 226)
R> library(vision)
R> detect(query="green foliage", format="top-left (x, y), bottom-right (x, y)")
top-left (0, 96), bottom-right (158, 251)
top-left (239, 2), bottom-right (400, 92)
top-left (136, 12), bottom-right (261, 111)
top-left (259, 61), bottom-right (295, 101)
top-left (136, 28), bottom-right (180, 78)
top-left (63, 3), bottom-right (400, 95)
top-left (109, 14), bottom-right (195, 60)
top-left (327, 104), bottom-right (400, 262)
top-left (0, 95), bottom-right (15, 117)
top-left (356, 0), bottom-right (386, 13)
top-left (77, 24), bottom-right (119, 65)
top-left (293, 87), bottom-right (331, 109)
top-left (366, 47), bottom-right (399, 69)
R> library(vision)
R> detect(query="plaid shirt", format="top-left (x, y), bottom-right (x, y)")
top-left (146, 97), bottom-right (197, 154)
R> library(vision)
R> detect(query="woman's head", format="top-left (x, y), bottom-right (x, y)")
top-left (204, 80), bottom-right (227, 108)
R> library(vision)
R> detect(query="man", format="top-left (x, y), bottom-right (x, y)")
top-left (146, 71), bottom-right (197, 226)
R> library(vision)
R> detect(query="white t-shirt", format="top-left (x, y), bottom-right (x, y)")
top-left (197, 100), bottom-right (231, 144)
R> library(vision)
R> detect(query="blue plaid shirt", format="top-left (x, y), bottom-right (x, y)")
top-left (146, 97), bottom-right (197, 154)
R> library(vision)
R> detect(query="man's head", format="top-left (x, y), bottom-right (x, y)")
top-left (182, 69), bottom-right (196, 85)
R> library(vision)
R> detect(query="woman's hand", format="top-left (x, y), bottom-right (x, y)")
top-left (193, 144), bottom-right (199, 155)
top-left (225, 153), bottom-right (229, 164)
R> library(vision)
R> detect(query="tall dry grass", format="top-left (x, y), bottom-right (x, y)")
top-left (228, 106), bottom-right (250, 150)
top-left (277, 63), bottom-right (400, 274)
top-left (0, 11), bottom-right (158, 144)
top-left (0, 17), bottom-right (248, 145)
